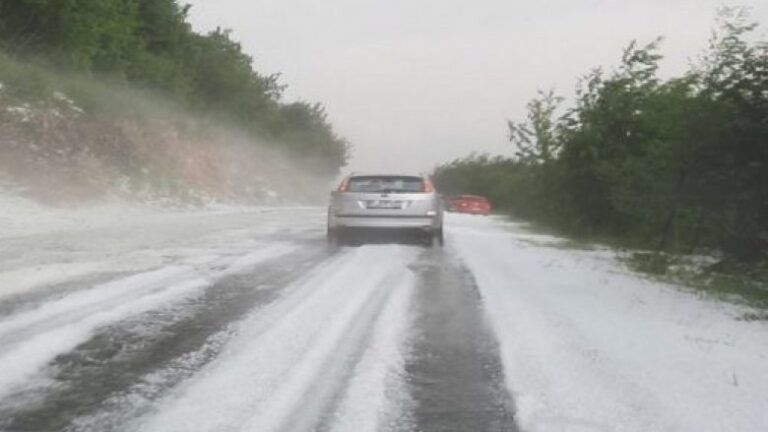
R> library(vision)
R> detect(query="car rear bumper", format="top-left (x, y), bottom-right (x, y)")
top-left (456, 208), bottom-right (490, 215)
top-left (331, 214), bottom-right (439, 230)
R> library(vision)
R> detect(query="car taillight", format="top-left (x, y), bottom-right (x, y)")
top-left (423, 179), bottom-right (435, 193)
top-left (337, 178), bottom-right (350, 192)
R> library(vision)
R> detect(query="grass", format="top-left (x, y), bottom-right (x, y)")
top-left (0, 50), bottom-right (187, 122)
top-left (0, 52), bottom-right (54, 102)
top-left (498, 211), bottom-right (768, 317)
top-left (624, 251), bottom-right (768, 317)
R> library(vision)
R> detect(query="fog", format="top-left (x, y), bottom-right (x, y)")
top-left (0, 57), bottom-right (335, 205)
top-left (184, 0), bottom-right (768, 173)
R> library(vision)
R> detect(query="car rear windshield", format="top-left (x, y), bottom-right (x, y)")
top-left (348, 176), bottom-right (424, 193)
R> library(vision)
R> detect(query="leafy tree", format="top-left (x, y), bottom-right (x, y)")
top-left (0, 0), bottom-right (350, 178)
top-left (508, 89), bottom-right (565, 163)
top-left (436, 9), bottom-right (767, 263)
top-left (690, 7), bottom-right (768, 260)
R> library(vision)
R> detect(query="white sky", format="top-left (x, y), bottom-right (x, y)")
top-left (184, 0), bottom-right (768, 173)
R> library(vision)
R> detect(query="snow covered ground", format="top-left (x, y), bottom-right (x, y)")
top-left (451, 214), bottom-right (768, 432)
top-left (0, 192), bottom-right (322, 301)
top-left (0, 194), bottom-right (766, 431)
top-left (0, 194), bottom-right (421, 431)
top-left (133, 246), bottom-right (417, 432)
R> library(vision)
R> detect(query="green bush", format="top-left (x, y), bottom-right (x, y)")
top-left (435, 8), bottom-right (768, 263)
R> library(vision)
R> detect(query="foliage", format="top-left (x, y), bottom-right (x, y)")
top-left (435, 8), bottom-right (768, 263)
top-left (508, 89), bottom-right (565, 163)
top-left (0, 0), bottom-right (348, 178)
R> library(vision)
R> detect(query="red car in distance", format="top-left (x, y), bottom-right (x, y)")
top-left (449, 195), bottom-right (492, 215)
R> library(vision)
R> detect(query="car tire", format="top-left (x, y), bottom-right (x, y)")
top-left (327, 226), bottom-right (341, 247)
top-left (429, 228), bottom-right (444, 248)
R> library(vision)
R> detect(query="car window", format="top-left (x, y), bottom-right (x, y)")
top-left (348, 176), bottom-right (424, 193)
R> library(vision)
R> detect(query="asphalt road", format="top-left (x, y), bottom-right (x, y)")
top-left (0, 209), bottom-right (518, 432)
top-left (6, 208), bottom-right (765, 432)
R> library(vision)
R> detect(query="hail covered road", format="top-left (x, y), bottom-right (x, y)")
top-left (1, 207), bottom-right (767, 432)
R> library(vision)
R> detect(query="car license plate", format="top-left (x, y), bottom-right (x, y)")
top-left (368, 200), bottom-right (401, 209)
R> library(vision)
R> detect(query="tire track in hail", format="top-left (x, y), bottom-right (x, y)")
top-left (135, 245), bottom-right (419, 432)
top-left (0, 242), bottom-right (330, 432)
top-left (404, 247), bottom-right (518, 432)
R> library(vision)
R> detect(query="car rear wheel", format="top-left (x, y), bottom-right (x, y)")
top-left (327, 226), bottom-right (341, 247)
top-left (428, 228), bottom-right (444, 248)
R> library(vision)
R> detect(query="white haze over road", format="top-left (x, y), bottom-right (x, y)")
top-left (184, 0), bottom-right (768, 172)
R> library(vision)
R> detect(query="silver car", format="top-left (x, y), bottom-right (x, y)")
top-left (327, 174), bottom-right (444, 246)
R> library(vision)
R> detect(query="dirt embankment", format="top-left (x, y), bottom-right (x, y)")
top-left (0, 88), bottom-right (329, 206)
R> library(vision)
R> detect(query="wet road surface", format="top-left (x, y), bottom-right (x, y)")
top-left (0, 211), bottom-right (519, 432)
top-left (407, 250), bottom-right (517, 432)
top-left (7, 209), bottom-right (764, 431)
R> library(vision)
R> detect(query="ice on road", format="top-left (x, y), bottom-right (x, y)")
top-left (138, 246), bottom-right (417, 432)
top-left (0, 243), bottom-right (297, 400)
top-left (1, 198), bottom-right (767, 431)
